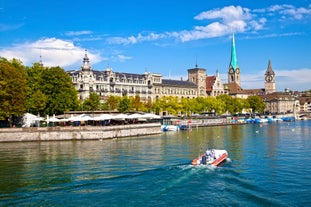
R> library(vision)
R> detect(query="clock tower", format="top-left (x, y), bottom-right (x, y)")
top-left (228, 32), bottom-right (241, 86)
top-left (264, 59), bottom-right (276, 94)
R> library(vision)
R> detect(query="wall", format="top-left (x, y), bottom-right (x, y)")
top-left (0, 123), bottom-right (162, 142)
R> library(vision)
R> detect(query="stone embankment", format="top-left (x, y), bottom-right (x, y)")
top-left (0, 123), bottom-right (162, 142)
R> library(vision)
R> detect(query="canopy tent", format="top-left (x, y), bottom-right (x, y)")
top-left (22, 113), bottom-right (44, 127)
top-left (127, 113), bottom-right (145, 119)
top-left (67, 114), bottom-right (94, 122)
top-left (111, 114), bottom-right (130, 120)
top-left (93, 114), bottom-right (112, 121)
top-left (141, 113), bottom-right (161, 119)
top-left (46, 115), bottom-right (60, 122)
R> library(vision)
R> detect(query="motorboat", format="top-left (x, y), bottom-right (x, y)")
top-left (161, 125), bottom-right (179, 131)
top-left (191, 149), bottom-right (228, 166)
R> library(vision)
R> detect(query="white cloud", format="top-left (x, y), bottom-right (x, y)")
top-left (241, 68), bottom-right (311, 92)
top-left (107, 5), bottom-right (266, 45)
top-left (194, 6), bottom-right (252, 23)
top-left (65, 30), bottom-right (93, 36)
top-left (105, 4), bottom-right (311, 46)
top-left (106, 32), bottom-right (167, 45)
top-left (0, 23), bottom-right (24, 32)
top-left (259, 4), bottom-right (311, 20)
top-left (0, 38), bottom-right (102, 68)
top-left (114, 54), bottom-right (132, 62)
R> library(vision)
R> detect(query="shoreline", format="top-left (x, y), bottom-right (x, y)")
top-left (0, 123), bottom-right (162, 143)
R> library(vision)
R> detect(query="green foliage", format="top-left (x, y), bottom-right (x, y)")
top-left (151, 98), bottom-right (161, 115)
top-left (118, 97), bottom-right (130, 113)
top-left (41, 66), bottom-right (79, 115)
top-left (0, 58), bottom-right (27, 124)
top-left (25, 63), bottom-right (47, 115)
top-left (130, 95), bottom-right (142, 111)
top-left (246, 95), bottom-right (266, 114)
top-left (216, 94), bottom-right (245, 114)
top-left (83, 92), bottom-right (101, 111)
top-left (105, 96), bottom-right (121, 110)
top-left (26, 65), bottom-right (79, 115)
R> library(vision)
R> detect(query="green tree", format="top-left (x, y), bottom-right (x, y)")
top-left (83, 92), bottom-right (101, 111)
top-left (180, 97), bottom-right (191, 116)
top-left (151, 98), bottom-right (161, 115)
top-left (247, 95), bottom-right (266, 114)
top-left (118, 97), bottom-right (130, 113)
top-left (0, 58), bottom-right (27, 126)
top-left (26, 63), bottom-right (47, 115)
top-left (105, 96), bottom-right (121, 110)
top-left (142, 98), bottom-right (152, 113)
top-left (26, 90), bottom-right (48, 115)
top-left (40, 66), bottom-right (79, 115)
top-left (216, 94), bottom-right (244, 115)
top-left (130, 95), bottom-right (142, 111)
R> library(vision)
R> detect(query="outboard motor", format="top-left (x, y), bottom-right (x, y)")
top-left (202, 155), bottom-right (207, 165)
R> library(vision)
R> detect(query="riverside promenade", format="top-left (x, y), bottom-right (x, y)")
top-left (0, 123), bottom-right (162, 142)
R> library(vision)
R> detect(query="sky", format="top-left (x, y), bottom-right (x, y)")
top-left (0, 0), bottom-right (311, 92)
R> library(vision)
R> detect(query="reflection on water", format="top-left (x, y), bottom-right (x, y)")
top-left (0, 120), bottom-right (310, 206)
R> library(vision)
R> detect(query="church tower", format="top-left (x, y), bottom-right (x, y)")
top-left (228, 32), bottom-right (241, 86)
top-left (264, 59), bottom-right (276, 94)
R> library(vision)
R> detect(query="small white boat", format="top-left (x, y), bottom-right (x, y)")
top-left (161, 125), bottom-right (179, 131)
top-left (192, 149), bottom-right (228, 166)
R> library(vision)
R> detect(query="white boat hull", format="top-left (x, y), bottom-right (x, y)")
top-left (192, 149), bottom-right (228, 166)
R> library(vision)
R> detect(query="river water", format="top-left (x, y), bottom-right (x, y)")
top-left (0, 120), bottom-right (310, 206)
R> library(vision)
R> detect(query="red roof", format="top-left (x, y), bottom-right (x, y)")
top-left (206, 76), bottom-right (215, 92)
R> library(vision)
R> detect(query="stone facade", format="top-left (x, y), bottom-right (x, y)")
top-left (0, 123), bottom-right (162, 142)
top-left (260, 92), bottom-right (296, 114)
top-left (68, 52), bottom-right (208, 102)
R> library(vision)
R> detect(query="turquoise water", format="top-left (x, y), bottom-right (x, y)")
top-left (0, 120), bottom-right (310, 206)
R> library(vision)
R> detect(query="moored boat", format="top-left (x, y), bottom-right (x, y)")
top-left (192, 149), bottom-right (228, 166)
top-left (161, 125), bottom-right (179, 131)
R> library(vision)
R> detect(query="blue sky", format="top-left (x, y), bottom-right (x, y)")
top-left (1, 0), bottom-right (311, 92)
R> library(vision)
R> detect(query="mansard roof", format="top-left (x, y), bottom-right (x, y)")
top-left (92, 70), bottom-right (146, 79)
top-left (162, 79), bottom-right (197, 88)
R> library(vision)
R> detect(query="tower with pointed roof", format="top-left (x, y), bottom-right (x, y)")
top-left (228, 32), bottom-right (241, 86)
top-left (264, 59), bottom-right (276, 94)
top-left (81, 50), bottom-right (92, 72)
top-left (78, 50), bottom-right (95, 100)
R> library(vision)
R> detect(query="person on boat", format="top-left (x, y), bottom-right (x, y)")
top-left (206, 149), bottom-right (211, 156)
top-left (211, 149), bottom-right (216, 159)
top-left (206, 149), bottom-right (216, 160)
top-left (201, 154), bottom-right (207, 165)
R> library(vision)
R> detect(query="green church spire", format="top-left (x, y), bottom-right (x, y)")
top-left (230, 32), bottom-right (238, 70)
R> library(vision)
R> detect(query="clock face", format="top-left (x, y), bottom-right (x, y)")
top-left (236, 68), bottom-right (240, 74)
top-left (266, 75), bottom-right (273, 82)
top-left (229, 68), bottom-right (234, 74)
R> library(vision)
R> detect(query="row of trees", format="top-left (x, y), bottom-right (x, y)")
top-left (85, 93), bottom-right (266, 116)
top-left (0, 57), bottom-right (266, 126)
